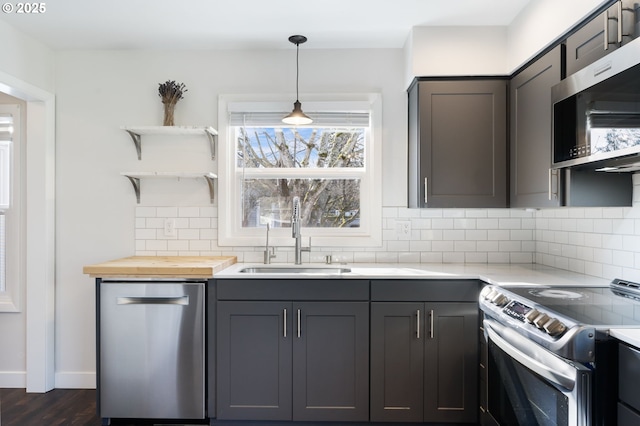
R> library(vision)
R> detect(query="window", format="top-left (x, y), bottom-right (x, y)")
top-left (218, 94), bottom-right (382, 247)
top-left (0, 104), bottom-right (21, 312)
top-left (0, 112), bottom-right (12, 292)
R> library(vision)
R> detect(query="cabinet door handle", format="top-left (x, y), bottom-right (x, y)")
top-left (618, 0), bottom-right (623, 44)
top-left (283, 308), bottom-right (287, 338)
top-left (416, 310), bottom-right (420, 339)
top-left (297, 308), bottom-right (301, 338)
top-left (424, 177), bottom-right (428, 204)
top-left (604, 9), bottom-right (610, 50)
top-left (548, 169), bottom-right (559, 201)
top-left (429, 309), bottom-right (434, 339)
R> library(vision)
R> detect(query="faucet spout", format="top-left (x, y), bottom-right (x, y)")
top-left (292, 197), bottom-right (308, 264)
top-left (263, 223), bottom-right (276, 264)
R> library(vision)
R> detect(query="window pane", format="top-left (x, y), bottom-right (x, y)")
top-left (242, 178), bottom-right (360, 228)
top-left (236, 127), bottom-right (364, 169)
top-left (0, 214), bottom-right (4, 292)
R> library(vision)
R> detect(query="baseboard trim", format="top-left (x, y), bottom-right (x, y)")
top-left (54, 371), bottom-right (96, 389)
top-left (0, 371), bottom-right (27, 388)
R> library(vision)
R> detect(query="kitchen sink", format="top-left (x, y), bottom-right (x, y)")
top-left (238, 266), bottom-right (352, 274)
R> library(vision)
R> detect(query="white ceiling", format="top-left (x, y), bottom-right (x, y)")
top-left (0, 0), bottom-right (530, 50)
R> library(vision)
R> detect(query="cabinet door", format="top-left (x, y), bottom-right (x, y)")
top-left (510, 45), bottom-right (562, 208)
top-left (566, 3), bottom-right (618, 76)
top-left (292, 301), bottom-right (369, 422)
top-left (408, 79), bottom-right (507, 208)
top-left (565, 1), bottom-right (638, 76)
top-left (216, 301), bottom-right (292, 420)
top-left (424, 302), bottom-right (478, 423)
top-left (370, 302), bottom-right (424, 422)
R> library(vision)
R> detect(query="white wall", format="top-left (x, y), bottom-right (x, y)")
top-left (404, 26), bottom-right (508, 86)
top-left (507, 0), bottom-right (609, 72)
top-left (0, 21), bottom-right (55, 390)
top-left (0, 20), bottom-right (55, 95)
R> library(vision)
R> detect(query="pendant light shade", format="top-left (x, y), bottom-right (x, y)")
top-left (283, 35), bottom-right (312, 125)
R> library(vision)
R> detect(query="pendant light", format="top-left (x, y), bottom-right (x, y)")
top-left (282, 35), bottom-right (313, 125)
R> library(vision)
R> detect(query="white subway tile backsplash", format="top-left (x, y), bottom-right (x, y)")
top-left (156, 206), bottom-right (178, 217)
top-left (133, 198), bottom-right (640, 281)
top-left (135, 207), bottom-right (157, 218)
top-left (178, 206), bottom-right (201, 217)
top-left (189, 218), bottom-right (211, 228)
top-left (421, 252), bottom-right (443, 263)
top-left (443, 230), bottom-right (465, 241)
top-left (443, 252), bottom-right (465, 263)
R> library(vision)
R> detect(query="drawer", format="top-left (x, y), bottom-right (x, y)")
top-left (216, 279), bottom-right (370, 301)
top-left (371, 279), bottom-right (479, 301)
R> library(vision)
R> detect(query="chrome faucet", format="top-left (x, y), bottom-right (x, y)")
top-left (292, 197), bottom-right (310, 264)
top-left (263, 223), bottom-right (276, 264)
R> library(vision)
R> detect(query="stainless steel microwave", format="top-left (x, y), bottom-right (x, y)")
top-left (552, 36), bottom-right (640, 172)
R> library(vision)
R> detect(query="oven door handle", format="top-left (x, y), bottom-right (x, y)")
top-left (485, 318), bottom-right (584, 391)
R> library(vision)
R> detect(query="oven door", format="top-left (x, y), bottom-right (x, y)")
top-left (483, 318), bottom-right (591, 426)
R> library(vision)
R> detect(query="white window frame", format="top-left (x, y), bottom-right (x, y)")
top-left (0, 104), bottom-right (22, 312)
top-left (218, 93), bottom-right (382, 248)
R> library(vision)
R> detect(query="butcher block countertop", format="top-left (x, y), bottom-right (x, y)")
top-left (83, 256), bottom-right (237, 278)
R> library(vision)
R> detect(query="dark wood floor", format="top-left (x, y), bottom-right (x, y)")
top-left (0, 388), bottom-right (100, 426)
top-left (0, 388), bottom-right (208, 426)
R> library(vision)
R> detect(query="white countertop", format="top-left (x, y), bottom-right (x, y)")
top-left (610, 329), bottom-right (640, 348)
top-left (215, 262), bottom-right (611, 287)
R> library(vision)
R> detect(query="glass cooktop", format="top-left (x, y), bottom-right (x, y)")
top-left (505, 286), bottom-right (640, 327)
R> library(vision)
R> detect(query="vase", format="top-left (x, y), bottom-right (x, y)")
top-left (163, 102), bottom-right (176, 126)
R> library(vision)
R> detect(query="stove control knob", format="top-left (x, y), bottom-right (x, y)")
top-left (533, 313), bottom-right (550, 329)
top-left (492, 293), bottom-right (509, 307)
top-left (524, 309), bottom-right (540, 324)
top-left (480, 286), bottom-right (493, 300)
top-left (543, 318), bottom-right (567, 337)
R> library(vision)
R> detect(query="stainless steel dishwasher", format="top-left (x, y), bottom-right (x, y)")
top-left (97, 279), bottom-right (205, 422)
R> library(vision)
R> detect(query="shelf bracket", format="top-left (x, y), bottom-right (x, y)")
top-left (125, 130), bottom-right (142, 160)
top-left (124, 175), bottom-right (141, 203)
top-left (205, 129), bottom-right (217, 160)
top-left (204, 174), bottom-right (216, 204)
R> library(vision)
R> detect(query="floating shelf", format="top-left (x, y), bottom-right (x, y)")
top-left (121, 172), bottom-right (218, 204)
top-left (121, 126), bottom-right (218, 160)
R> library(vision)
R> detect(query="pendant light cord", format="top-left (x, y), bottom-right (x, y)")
top-left (295, 42), bottom-right (300, 102)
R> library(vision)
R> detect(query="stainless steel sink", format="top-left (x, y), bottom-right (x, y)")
top-left (238, 266), bottom-right (352, 274)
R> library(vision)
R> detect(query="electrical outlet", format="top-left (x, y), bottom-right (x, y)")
top-left (396, 220), bottom-right (411, 238)
top-left (164, 218), bottom-right (177, 237)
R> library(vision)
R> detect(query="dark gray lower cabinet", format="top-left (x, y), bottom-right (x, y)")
top-left (618, 343), bottom-right (640, 425)
top-left (216, 299), bottom-right (369, 422)
top-left (370, 301), bottom-right (478, 423)
top-left (217, 301), bottom-right (292, 421)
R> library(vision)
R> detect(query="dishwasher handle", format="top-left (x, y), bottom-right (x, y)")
top-left (116, 296), bottom-right (190, 306)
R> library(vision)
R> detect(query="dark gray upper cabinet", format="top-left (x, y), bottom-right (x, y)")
top-left (565, 0), bottom-right (637, 76)
top-left (408, 79), bottom-right (508, 208)
top-left (510, 45), bottom-right (563, 208)
top-left (370, 280), bottom-right (479, 424)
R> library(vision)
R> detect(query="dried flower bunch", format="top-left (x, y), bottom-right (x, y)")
top-left (158, 80), bottom-right (187, 105)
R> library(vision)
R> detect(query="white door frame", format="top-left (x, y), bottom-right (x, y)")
top-left (0, 71), bottom-right (56, 392)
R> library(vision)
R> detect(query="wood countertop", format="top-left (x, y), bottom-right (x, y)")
top-left (83, 256), bottom-right (237, 278)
